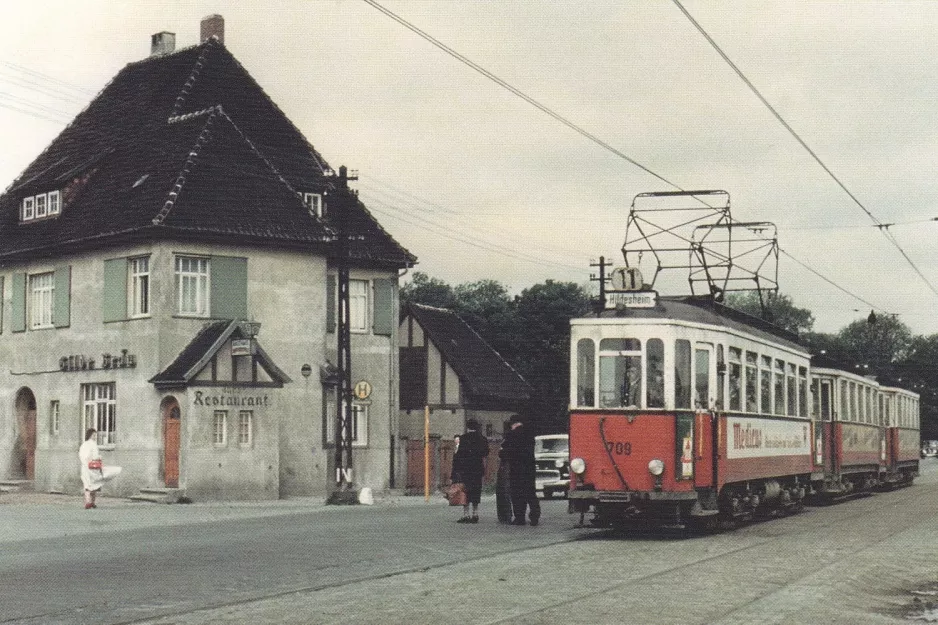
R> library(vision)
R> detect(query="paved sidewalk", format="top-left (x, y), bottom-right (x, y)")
top-left (0, 489), bottom-right (447, 544)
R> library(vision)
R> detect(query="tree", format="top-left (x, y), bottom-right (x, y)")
top-left (400, 272), bottom-right (456, 310)
top-left (724, 291), bottom-right (815, 335)
top-left (836, 315), bottom-right (912, 380)
top-left (452, 279), bottom-right (513, 355)
top-left (511, 281), bottom-right (592, 433)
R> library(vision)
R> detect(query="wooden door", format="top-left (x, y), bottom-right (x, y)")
top-left (24, 408), bottom-right (36, 480)
top-left (164, 404), bottom-right (181, 488)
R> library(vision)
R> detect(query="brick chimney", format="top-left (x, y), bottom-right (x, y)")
top-left (150, 31), bottom-right (176, 57)
top-left (201, 14), bottom-right (224, 44)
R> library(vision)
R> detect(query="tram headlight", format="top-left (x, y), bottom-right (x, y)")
top-left (570, 457), bottom-right (586, 475)
top-left (647, 459), bottom-right (665, 476)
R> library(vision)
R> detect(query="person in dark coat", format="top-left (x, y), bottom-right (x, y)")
top-left (495, 429), bottom-right (513, 524)
top-left (503, 418), bottom-right (540, 526)
top-left (451, 419), bottom-right (489, 523)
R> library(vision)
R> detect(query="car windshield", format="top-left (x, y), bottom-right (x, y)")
top-left (535, 437), bottom-right (569, 454)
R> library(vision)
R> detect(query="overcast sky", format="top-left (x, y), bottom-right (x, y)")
top-left (2, 1), bottom-right (937, 335)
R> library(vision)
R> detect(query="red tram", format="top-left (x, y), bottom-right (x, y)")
top-left (567, 294), bottom-right (920, 530)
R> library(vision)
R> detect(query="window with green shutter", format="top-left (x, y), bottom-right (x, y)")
top-left (11, 273), bottom-right (25, 332)
top-left (103, 258), bottom-right (128, 322)
top-left (209, 256), bottom-right (247, 320)
top-left (372, 278), bottom-right (394, 336)
top-left (53, 266), bottom-right (71, 328)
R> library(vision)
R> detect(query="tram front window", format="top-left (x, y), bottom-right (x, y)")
top-left (599, 338), bottom-right (641, 408)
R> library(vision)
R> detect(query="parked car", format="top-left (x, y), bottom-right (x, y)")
top-left (534, 434), bottom-right (569, 498)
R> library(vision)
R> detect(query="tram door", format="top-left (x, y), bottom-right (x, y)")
top-left (816, 380), bottom-right (834, 473)
top-left (693, 343), bottom-right (717, 488)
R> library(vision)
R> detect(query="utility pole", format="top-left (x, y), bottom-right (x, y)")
top-left (590, 256), bottom-right (610, 312)
top-left (329, 165), bottom-right (359, 504)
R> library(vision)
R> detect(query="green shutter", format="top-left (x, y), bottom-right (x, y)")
top-left (210, 256), bottom-right (247, 320)
top-left (102, 258), bottom-right (128, 322)
top-left (372, 278), bottom-right (394, 336)
top-left (11, 273), bottom-right (26, 332)
top-left (326, 274), bottom-right (336, 333)
top-left (53, 266), bottom-right (71, 328)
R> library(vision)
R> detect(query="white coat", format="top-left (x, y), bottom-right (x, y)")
top-left (79, 438), bottom-right (122, 491)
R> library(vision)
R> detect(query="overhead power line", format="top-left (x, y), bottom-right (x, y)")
top-left (672, 0), bottom-right (938, 300)
top-left (361, 0), bottom-right (682, 190)
top-left (363, 0), bottom-right (903, 316)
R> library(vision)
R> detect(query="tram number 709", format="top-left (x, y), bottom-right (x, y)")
top-left (605, 441), bottom-right (632, 456)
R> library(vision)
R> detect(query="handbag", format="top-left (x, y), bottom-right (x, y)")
top-left (88, 459), bottom-right (102, 470)
top-left (445, 482), bottom-right (467, 506)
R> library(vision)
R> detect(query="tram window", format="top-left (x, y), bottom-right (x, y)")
top-left (884, 394), bottom-right (891, 426)
top-left (798, 367), bottom-right (808, 417)
top-left (576, 339), bottom-right (595, 407)
top-left (787, 363), bottom-right (797, 417)
top-left (760, 356), bottom-right (772, 414)
top-left (745, 351), bottom-right (758, 412)
top-left (877, 393), bottom-right (883, 426)
top-left (865, 387), bottom-right (872, 424)
top-left (675, 340), bottom-right (692, 409)
top-left (840, 381), bottom-right (848, 421)
top-left (694, 348), bottom-right (710, 409)
top-left (849, 383), bottom-right (857, 422)
top-left (774, 359), bottom-right (785, 416)
top-left (716, 345), bottom-right (725, 411)
top-left (599, 338), bottom-right (641, 408)
top-left (811, 379), bottom-right (820, 418)
top-left (729, 348), bottom-right (742, 411)
top-left (646, 339), bottom-right (665, 408)
top-left (820, 381), bottom-right (831, 421)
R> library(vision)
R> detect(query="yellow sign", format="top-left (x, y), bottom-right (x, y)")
top-left (353, 380), bottom-right (372, 400)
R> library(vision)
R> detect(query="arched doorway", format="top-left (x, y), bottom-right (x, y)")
top-left (13, 388), bottom-right (37, 480)
top-left (160, 396), bottom-right (181, 488)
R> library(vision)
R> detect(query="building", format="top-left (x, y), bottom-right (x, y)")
top-left (398, 303), bottom-right (531, 491)
top-left (0, 17), bottom-right (414, 500)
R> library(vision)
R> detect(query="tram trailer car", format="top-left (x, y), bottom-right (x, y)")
top-left (566, 296), bottom-right (919, 530)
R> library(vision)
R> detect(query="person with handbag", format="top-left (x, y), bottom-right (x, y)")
top-left (451, 419), bottom-right (489, 524)
top-left (78, 428), bottom-right (103, 509)
top-left (78, 428), bottom-right (122, 509)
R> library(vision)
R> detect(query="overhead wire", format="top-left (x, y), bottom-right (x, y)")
top-left (362, 0), bottom-right (901, 315)
top-left (672, 0), bottom-right (938, 300)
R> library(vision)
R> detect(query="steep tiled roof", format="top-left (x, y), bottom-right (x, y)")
top-left (406, 303), bottom-right (531, 404)
top-left (149, 319), bottom-right (290, 389)
top-left (0, 39), bottom-right (414, 267)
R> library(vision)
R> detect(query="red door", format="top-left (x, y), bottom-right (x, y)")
top-left (164, 404), bottom-right (181, 488)
top-left (24, 408), bottom-right (36, 480)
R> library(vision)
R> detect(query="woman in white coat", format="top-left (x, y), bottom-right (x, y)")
top-left (78, 428), bottom-right (122, 508)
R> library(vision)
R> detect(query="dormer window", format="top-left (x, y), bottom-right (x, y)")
top-left (303, 192), bottom-right (324, 218)
top-left (21, 190), bottom-right (61, 222)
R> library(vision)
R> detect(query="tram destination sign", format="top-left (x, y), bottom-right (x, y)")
top-left (605, 291), bottom-right (657, 309)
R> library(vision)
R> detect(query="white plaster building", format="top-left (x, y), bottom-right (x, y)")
top-left (0, 18), bottom-right (414, 500)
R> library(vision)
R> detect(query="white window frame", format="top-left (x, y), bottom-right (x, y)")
top-left (325, 397), bottom-right (368, 447)
top-left (50, 400), bottom-right (60, 436)
top-left (303, 192), bottom-right (323, 218)
top-left (238, 410), bottom-right (253, 446)
top-left (349, 279), bottom-right (369, 333)
top-left (82, 383), bottom-right (116, 447)
top-left (175, 255), bottom-right (210, 317)
top-left (22, 196), bottom-right (35, 221)
top-left (35, 193), bottom-right (47, 218)
top-left (213, 410), bottom-right (228, 446)
top-left (129, 256), bottom-right (151, 318)
top-left (48, 190), bottom-right (60, 216)
top-left (28, 272), bottom-right (55, 329)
